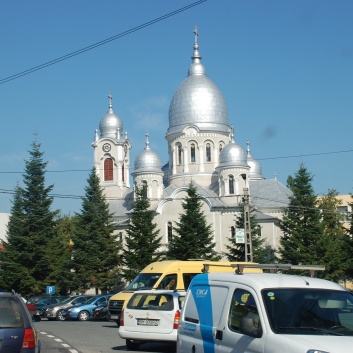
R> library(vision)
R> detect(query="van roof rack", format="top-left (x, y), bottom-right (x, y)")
top-left (233, 263), bottom-right (325, 277)
top-left (202, 263), bottom-right (325, 277)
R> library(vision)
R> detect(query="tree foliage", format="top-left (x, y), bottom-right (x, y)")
top-left (72, 168), bottom-right (121, 293)
top-left (121, 186), bottom-right (163, 282)
top-left (317, 189), bottom-right (353, 281)
top-left (0, 140), bottom-right (58, 296)
top-left (226, 203), bottom-right (276, 263)
top-left (278, 164), bottom-right (323, 267)
top-left (168, 183), bottom-right (220, 261)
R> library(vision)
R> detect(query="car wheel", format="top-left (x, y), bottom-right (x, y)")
top-left (78, 310), bottom-right (90, 321)
top-left (56, 310), bottom-right (66, 321)
top-left (33, 314), bottom-right (41, 322)
top-left (126, 339), bottom-right (139, 350)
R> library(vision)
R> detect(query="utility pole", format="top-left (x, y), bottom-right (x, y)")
top-left (242, 187), bottom-right (253, 262)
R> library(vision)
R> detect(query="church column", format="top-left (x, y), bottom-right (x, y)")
top-left (172, 146), bottom-right (176, 175)
top-left (199, 144), bottom-right (204, 172)
top-left (117, 162), bottom-right (123, 187)
top-left (183, 146), bottom-right (189, 173)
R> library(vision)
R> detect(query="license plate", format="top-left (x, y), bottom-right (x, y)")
top-left (110, 315), bottom-right (119, 319)
top-left (137, 318), bottom-right (159, 326)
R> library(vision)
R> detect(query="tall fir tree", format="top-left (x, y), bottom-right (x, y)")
top-left (121, 186), bottom-right (163, 282)
top-left (278, 164), bottom-right (323, 266)
top-left (225, 203), bottom-right (276, 263)
top-left (72, 168), bottom-right (121, 293)
top-left (47, 215), bottom-right (76, 295)
top-left (317, 189), bottom-right (353, 281)
top-left (168, 183), bottom-right (220, 261)
top-left (0, 140), bottom-right (58, 296)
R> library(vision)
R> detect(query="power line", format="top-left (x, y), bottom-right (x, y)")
top-left (0, 147), bottom-right (352, 175)
top-left (0, 0), bottom-right (207, 85)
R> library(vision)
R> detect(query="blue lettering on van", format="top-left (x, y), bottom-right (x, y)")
top-left (184, 323), bottom-right (197, 332)
top-left (190, 275), bottom-right (215, 353)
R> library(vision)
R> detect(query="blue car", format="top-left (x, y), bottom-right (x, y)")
top-left (62, 294), bottom-right (112, 321)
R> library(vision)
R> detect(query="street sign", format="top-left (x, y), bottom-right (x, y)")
top-left (46, 286), bottom-right (56, 295)
top-left (235, 228), bottom-right (245, 243)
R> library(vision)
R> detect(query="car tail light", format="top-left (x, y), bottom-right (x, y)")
top-left (173, 310), bottom-right (181, 329)
top-left (120, 308), bottom-right (124, 326)
top-left (22, 328), bottom-right (36, 349)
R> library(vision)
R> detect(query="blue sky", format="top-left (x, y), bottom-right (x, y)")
top-left (1, 0), bottom-right (352, 215)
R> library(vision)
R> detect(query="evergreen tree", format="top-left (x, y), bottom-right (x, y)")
top-left (225, 203), bottom-right (276, 263)
top-left (0, 140), bottom-right (58, 296)
top-left (121, 186), bottom-right (163, 282)
top-left (278, 164), bottom-right (323, 266)
top-left (168, 183), bottom-right (220, 261)
top-left (72, 168), bottom-right (121, 293)
top-left (317, 189), bottom-right (353, 281)
top-left (47, 215), bottom-right (75, 295)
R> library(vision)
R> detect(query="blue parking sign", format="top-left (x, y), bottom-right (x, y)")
top-left (46, 286), bottom-right (56, 295)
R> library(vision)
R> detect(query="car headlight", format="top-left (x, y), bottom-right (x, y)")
top-left (307, 350), bottom-right (330, 353)
top-left (46, 308), bottom-right (53, 312)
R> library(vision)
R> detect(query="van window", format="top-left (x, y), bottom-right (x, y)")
top-left (125, 273), bottom-right (162, 290)
top-left (157, 274), bottom-right (177, 290)
top-left (229, 289), bottom-right (261, 337)
top-left (183, 273), bottom-right (199, 289)
top-left (262, 288), bottom-right (353, 335)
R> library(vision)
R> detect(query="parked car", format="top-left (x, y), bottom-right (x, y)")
top-left (35, 296), bottom-right (68, 317)
top-left (0, 291), bottom-right (41, 352)
top-left (118, 289), bottom-right (186, 350)
top-left (63, 294), bottom-right (112, 321)
top-left (92, 303), bottom-right (109, 320)
top-left (42, 295), bottom-right (94, 321)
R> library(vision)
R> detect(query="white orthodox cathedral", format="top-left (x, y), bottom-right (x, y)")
top-left (91, 29), bottom-right (292, 259)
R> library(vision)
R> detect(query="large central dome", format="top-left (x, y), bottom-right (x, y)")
top-left (167, 29), bottom-right (229, 136)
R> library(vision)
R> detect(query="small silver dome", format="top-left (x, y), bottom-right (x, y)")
top-left (167, 28), bottom-right (229, 136)
top-left (219, 129), bottom-right (248, 168)
top-left (247, 140), bottom-right (263, 179)
top-left (99, 93), bottom-right (123, 139)
top-left (134, 132), bottom-right (163, 173)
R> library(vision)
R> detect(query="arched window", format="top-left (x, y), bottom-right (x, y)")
top-left (206, 143), bottom-right (211, 162)
top-left (191, 143), bottom-right (196, 163)
top-left (142, 180), bottom-right (148, 198)
top-left (229, 175), bottom-right (234, 194)
top-left (230, 226), bottom-right (235, 238)
top-left (219, 143), bottom-right (223, 161)
top-left (104, 158), bottom-right (113, 181)
top-left (122, 164), bottom-right (125, 182)
top-left (167, 222), bottom-right (173, 243)
top-left (177, 145), bottom-right (182, 165)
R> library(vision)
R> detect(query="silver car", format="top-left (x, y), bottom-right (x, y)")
top-left (42, 295), bottom-right (93, 321)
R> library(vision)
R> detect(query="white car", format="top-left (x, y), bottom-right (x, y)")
top-left (118, 289), bottom-right (186, 350)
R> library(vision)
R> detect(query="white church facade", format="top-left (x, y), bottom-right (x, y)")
top-left (92, 29), bottom-right (292, 259)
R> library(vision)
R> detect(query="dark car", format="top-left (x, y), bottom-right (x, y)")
top-left (92, 303), bottom-right (108, 320)
top-left (0, 291), bottom-right (41, 353)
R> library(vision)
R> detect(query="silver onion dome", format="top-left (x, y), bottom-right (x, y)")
top-left (99, 93), bottom-right (123, 139)
top-left (246, 140), bottom-right (263, 179)
top-left (167, 27), bottom-right (229, 136)
top-left (134, 132), bottom-right (163, 173)
top-left (219, 128), bottom-right (248, 168)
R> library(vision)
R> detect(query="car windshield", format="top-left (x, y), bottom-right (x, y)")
top-left (84, 296), bottom-right (100, 304)
top-left (125, 273), bottom-right (162, 291)
top-left (263, 288), bottom-right (353, 336)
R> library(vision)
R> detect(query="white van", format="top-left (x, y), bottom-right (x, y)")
top-left (177, 264), bottom-right (353, 353)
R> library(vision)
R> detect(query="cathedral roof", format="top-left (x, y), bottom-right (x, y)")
top-left (249, 179), bottom-right (292, 209)
top-left (133, 132), bottom-right (163, 174)
top-left (167, 27), bottom-right (229, 137)
top-left (99, 93), bottom-right (123, 139)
